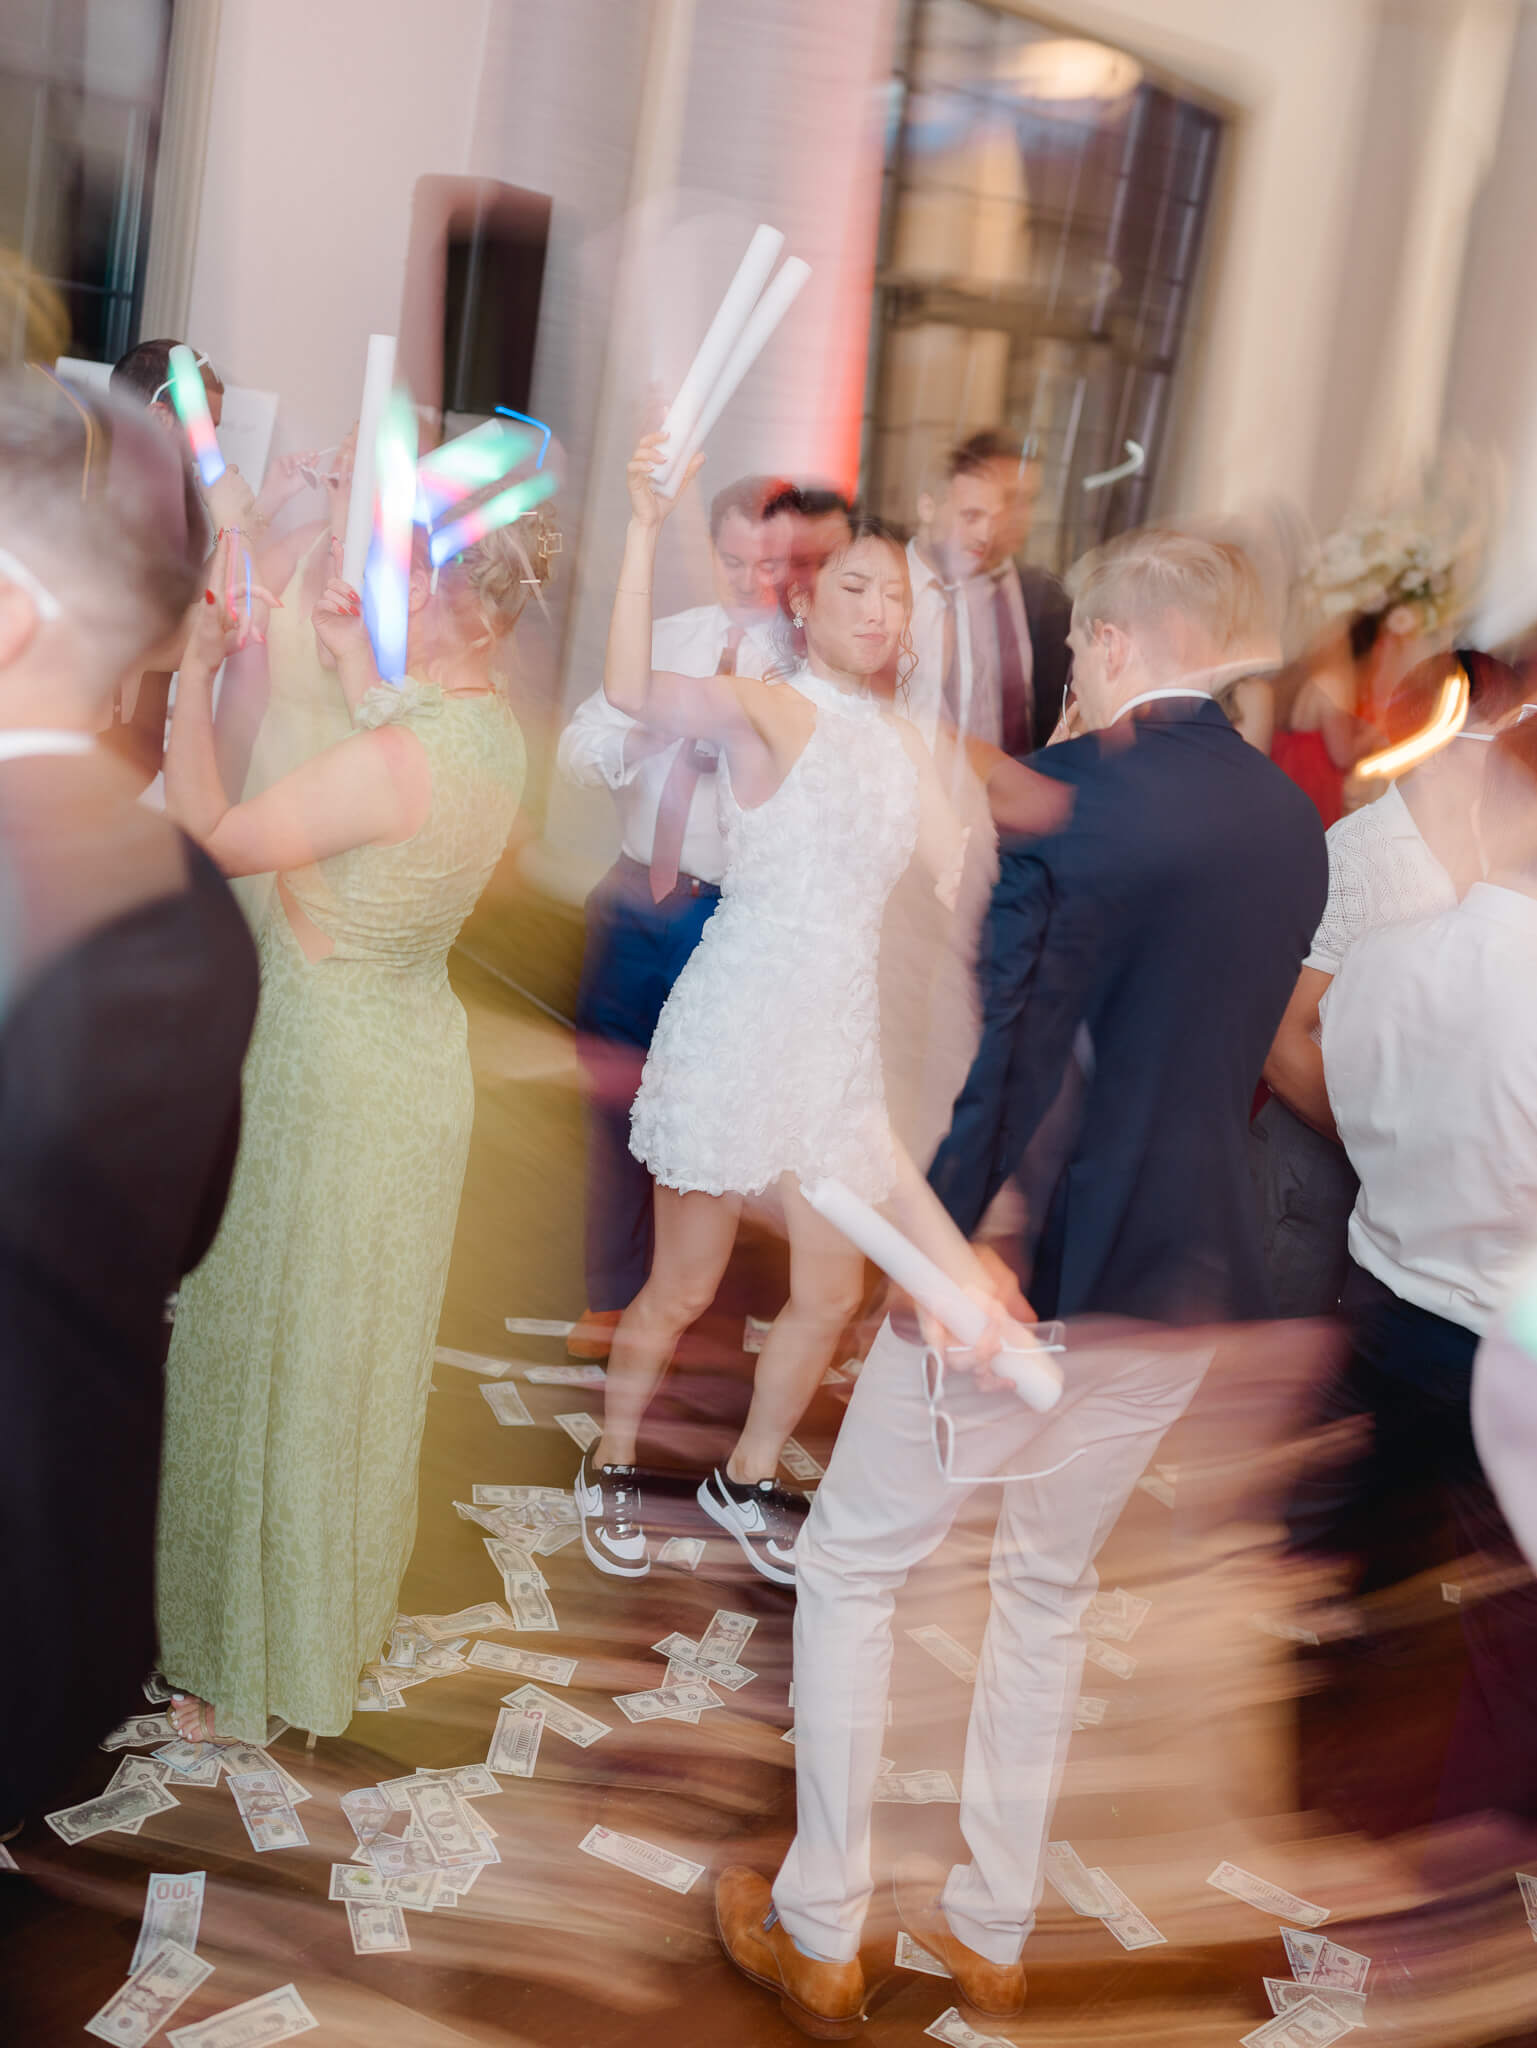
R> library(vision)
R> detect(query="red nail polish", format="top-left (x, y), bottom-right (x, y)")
top-left (204, 590), bottom-right (215, 603)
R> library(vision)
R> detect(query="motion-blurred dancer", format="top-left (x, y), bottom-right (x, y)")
top-left (559, 476), bottom-right (789, 1361)
top-left (0, 376), bottom-right (257, 1829)
top-left (716, 528), bottom-right (1326, 2035)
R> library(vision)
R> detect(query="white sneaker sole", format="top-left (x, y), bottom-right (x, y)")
top-left (696, 1478), bottom-right (797, 1587)
top-left (579, 1518), bottom-right (650, 1579)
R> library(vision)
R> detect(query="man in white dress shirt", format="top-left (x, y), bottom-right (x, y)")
top-left (557, 476), bottom-right (789, 1357)
top-left (1300, 718), bottom-right (1537, 1834)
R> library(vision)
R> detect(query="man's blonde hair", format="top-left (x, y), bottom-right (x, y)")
top-left (1066, 525), bottom-right (1264, 661)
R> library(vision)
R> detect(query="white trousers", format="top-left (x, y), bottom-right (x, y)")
top-left (772, 1314), bottom-right (1209, 1965)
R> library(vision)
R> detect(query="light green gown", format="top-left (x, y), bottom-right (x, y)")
top-left (157, 679), bottom-right (525, 1739)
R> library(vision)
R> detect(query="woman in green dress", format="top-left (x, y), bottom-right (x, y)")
top-left (156, 511), bottom-right (543, 1741)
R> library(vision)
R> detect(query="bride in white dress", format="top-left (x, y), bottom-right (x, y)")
top-left (577, 431), bottom-right (1054, 1588)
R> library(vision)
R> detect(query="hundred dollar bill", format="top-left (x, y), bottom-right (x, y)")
top-left (435, 1346), bottom-right (513, 1376)
top-left (152, 1739), bottom-right (225, 1787)
top-left (905, 1624), bottom-right (978, 1682)
top-left (480, 1379), bottom-right (535, 1426)
top-left (211, 1745), bottom-right (310, 1807)
top-left (1043, 1841), bottom-right (1111, 1916)
top-left (364, 1834), bottom-right (434, 1879)
top-left (1207, 1861), bottom-right (1329, 1927)
top-left (502, 1682), bottom-right (611, 1746)
top-left (874, 1770), bottom-right (959, 1804)
top-left (1264, 1979), bottom-right (1366, 2028)
top-left (329, 1863), bottom-right (439, 1910)
top-left (341, 1786), bottom-right (392, 1846)
top-left (85, 1941), bottom-right (212, 2047)
top-left (487, 1705), bottom-right (545, 1778)
top-left (347, 1900), bottom-right (412, 1954)
top-left (894, 1931), bottom-right (949, 1977)
top-left (401, 1780), bottom-right (484, 1865)
top-left (130, 1872), bottom-right (206, 1976)
top-left (924, 2006), bottom-right (1013, 2048)
top-left (414, 1603), bottom-right (514, 1641)
top-left (1309, 1939), bottom-right (1369, 1992)
top-left (779, 1437), bottom-right (824, 1483)
top-left (612, 1681), bottom-right (724, 1723)
top-left (1073, 1695), bottom-right (1109, 1730)
top-left (467, 1641), bottom-right (577, 1685)
top-left (166, 1981), bottom-right (317, 2047)
top-left (522, 1363), bottom-right (603, 1384)
top-left (659, 1536), bottom-right (703, 1570)
top-left (697, 1609), bottom-right (758, 1668)
top-left (47, 1778), bottom-right (180, 1845)
top-left (504, 1316), bottom-right (576, 1338)
top-left (577, 1823), bottom-right (704, 1894)
top-left (1088, 1869), bottom-right (1167, 1949)
top-left (553, 1410), bottom-right (602, 1449)
top-left (1083, 1589), bottom-right (1152, 1643)
top-left (226, 1770), bottom-right (308, 1854)
top-left (103, 1755), bottom-right (173, 1836)
top-left (101, 1714), bottom-right (174, 1752)
top-left (1282, 1926), bottom-right (1326, 1980)
top-left (533, 1522), bottom-right (582, 1555)
top-left (1239, 1997), bottom-right (1352, 2048)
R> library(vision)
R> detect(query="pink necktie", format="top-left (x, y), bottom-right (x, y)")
top-left (649, 625), bottom-right (742, 902)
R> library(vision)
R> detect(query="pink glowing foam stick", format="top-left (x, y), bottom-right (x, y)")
top-left (166, 344), bottom-right (225, 487)
top-left (428, 466), bottom-right (558, 569)
top-left (415, 419), bottom-right (540, 526)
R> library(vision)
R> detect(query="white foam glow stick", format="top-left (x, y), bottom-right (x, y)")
top-left (652, 225), bottom-right (784, 494)
top-left (342, 333), bottom-right (398, 586)
top-left (657, 257), bottom-right (812, 497)
top-left (802, 1178), bottom-right (1063, 1411)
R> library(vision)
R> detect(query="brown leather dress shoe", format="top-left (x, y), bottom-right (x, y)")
top-left (893, 1856), bottom-right (1026, 2019)
top-left (567, 1308), bottom-right (622, 1360)
top-left (716, 1866), bottom-right (866, 2040)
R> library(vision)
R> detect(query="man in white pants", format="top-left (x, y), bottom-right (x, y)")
top-left (715, 528), bottom-right (1328, 2035)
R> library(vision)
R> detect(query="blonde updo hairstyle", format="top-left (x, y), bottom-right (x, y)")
top-left (418, 503), bottom-right (558, 681)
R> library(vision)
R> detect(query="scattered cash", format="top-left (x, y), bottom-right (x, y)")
top-left (101, 1714), bottom-right (174, 1752)
top-left (501, 1683), bottom-right (610, 1746)
top-left (480, 1379), bottom-right (535, 1426)
top-left (47, 1778), bottom-right (180, 1845)
top-left (131, 1872), bottom-right (206, 1975)
top-left (652, 1634), bottom-right (754, 1690)
top-left (780, 1437), bottom-right (824, 1482)
top-left (1282, 1926), bottom-right (1327, 1980)
top-left (504, 1316), bottom-right (576, 1338)
top-left (873, 1770), bottom-right (958, 1803)
top-left (341, 1787), bottom-right (392, 1846)
top-left (435, 1346), bottom-right (513, 1376)
top-left (415, 1603), bottom-right (514, 1641)
top-left (353, 1674), bottom-right (403, 1712)
top-left (210, 1744), bottom-right (309, 1806)
top-left (167, 1982), bottom-right (316, 2047)
top-left (1239, 1997), bottom-right (1352, 2048)
top-left (1083, 1589), bottom-right (1152, 1642)
top-left (1310, 1939), bottom-right (1370, 1992)
top-left (1043, 1842), bottom-right (1111, 1917)
top-left (347, 1900), bottom-right (411, 1954)
top-left (578, 1824), bottom-right (705, 1894)
top-left (398, 1779), bottom-right (484, 1866)
top-left (698, 1609), bottom-right (758, 1668)
top-left (329, 1864), bottom-right (440, 1911)
top-left (924, 2007), bottom-right (1013, 2048)
top-left (1073, 1695), bottom-right (1109, 1730)
top-left (1085, 1640), bottom-right (1136, 1680)
top-left (141, 1675), bottom-right (175, 1704)
top-left (553, 1411), bottom-right (602, 1449)
top-left (152, 1739), bottom-right (224, 1787)
top-left (487, 1705), bottom-right (545, 1777)
top-left (378, 1763), bottom-right (501, 1805)
top-left (1264, 1979), bottom-right (1367, 2028)
top-left (484, 1535), bottom-right (543, 1578)
top-left (533, 1522), bottom-right (581, 1555)
top-left (467, 1641), bottom-right (577, 1685)
top-left (612, 1682), bottom-right (723, 1724)
top-left (894, 1931), bottom-right (950, 1977)
top-left (659, 1536), bottom-right (703, 1570)
top-left (1252, 1613), bottom-right (1321, 1647)
top-left (503, 1578), bottom-right (560, 1632)
top-left (102, 1755), bottom-right (173, 1835)
top-left (226, 1770), bottom-right (308, 1854)
top-left (905, 1624), bottom-right (978, 1682)
top-left (522, 1363), bottom-right (604, 1384)
top-left (1089, 1869), bottom-right (1167, 1950)
top-left (472, 1484), bottom-right (571, 1505)
top-left (1441, 1582), bottom-right (1462, 1604)
top-left (1206, 1861), bottom-right (1329, 1927)
top-left (85, 1941), bottom-right (212, 2047)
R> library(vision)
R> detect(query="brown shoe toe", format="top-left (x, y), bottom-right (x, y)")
top-left (893, 1856), bottom-right (1026, 2020)
top-left (716, 1866), bottom-right (866, 2040)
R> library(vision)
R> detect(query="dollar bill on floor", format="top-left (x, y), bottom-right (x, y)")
top-left (873, 1770), bottom-right (958, 1803)
top-left (523, 1362), bottom-right (605, 1385)
top-left (468, 1641), bottom-right (577, 1685)
top-left (380, 1763), bottom-right (502, 1803)
top-left (400, 1778), bottom-right (489, 1867)
top-left (415, 1603), bottom-right (514, 1640)
top-left (472, 1483), bottom-right (573, 1505)
top-left (226, 1770), bottom-right (308, 1853)
top-left (652, 1634), bottom-right (755, 1690)
top-left (480, 1379), bottom-right (536, 1427)
top-left (1206, 1861), bottom-right (1329, 1927)
top-left (1073, 1695), bottom-right (1109, 1730)
top-left (210, 1744), bottom-right (310, 1806)
top-left (85, 1941), bottom-right (212, 2047)
top-left (1309, 1939), bottom-right (1370, 1992)
top-left (167, 1982), bottom-right (317, 2047)
top-left (552, 1411), bottom-right (601, 1449)
top-left (435, 1346), bottom-right (513, 1376)
top-left (1282, 1926), bottom-right (1327, 1980)
top-left (1043, 1842), bottom-right (1112, 1917)
top-left (905, 1624), bottom-right (978, 1682)
top-left (487, 1705), bottom-right (545, 1777)
top-left (330, 1864), bottom-right (440, 1911)
top-left (1084, 1639), bottom-right (1136, 1680)
top-left (504, 1317), bottom-right (576, 1338)
top-left (924, 2006), bottom-right (1013, 2048)
top-left (100, 1714), bottom-right (174, 1752)
top-left (500, 1682), bottom-right (610, 1746)
top-left (658, 1536), bottom-right (703, 1570)
top-left (1088, 1869), bottom-right (1166, 1949)
top-left (533, 1521), bottom-right (582, 1555)
top-left (779, 1438), bottom-right (823, 1483)
top-left (1083, 1589), bottom-right (1152, 1642)
top-left (894, 1931), bottom-right (949, 1977)
top-left (698, 1609), bottom-right (758, 1667)
top-left (341, 1786), bottom-right (393, 1846)
top-left (47, 1779), bottom-right (180, 1845)
top-left (578, 1824), bottom-right (705, 1894)
top-left (1518, 1871), bottom-right (1537, 1937)
top-left (130, 1872), bottom-right (206, 1975)
top-left (1239, 1996), bottom-right (1353, 2048)
top-left (347, 1900), bottom-right (411, 1954)
top-left (612, 1681), bottom-right (723, 1724)
top-left (102, 1756), bottom-right (173, 1836)
top-left (1264, 1979), bottom-right (1366, 2029)
top-left (152, 1739), bottom-right (225, 1787)
top-left (141, 1675), bottom-right (174, 1705)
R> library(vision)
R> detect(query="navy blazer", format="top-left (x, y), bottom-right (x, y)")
top-left (928, 697), bottom-right (1327, 1326)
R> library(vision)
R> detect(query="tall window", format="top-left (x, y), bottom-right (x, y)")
top-left (864, 0), bottom-right (1225, 571)
top-left (0, 0), bottom-right (173, 366)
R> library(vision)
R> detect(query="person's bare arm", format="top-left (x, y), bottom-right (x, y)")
top-left (965, 735), bottom-right (1074, 837)
top-left (1262, 965), bottom-right (1338, 1138)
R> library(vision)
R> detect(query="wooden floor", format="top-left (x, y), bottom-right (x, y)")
top-left (4, 950), bottom-right (1537, 2046)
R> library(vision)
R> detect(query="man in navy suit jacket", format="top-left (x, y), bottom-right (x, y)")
top-left (716, 527), bottom-right (1326, 2036)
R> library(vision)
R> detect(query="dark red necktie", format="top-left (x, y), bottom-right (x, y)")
top-left (649, 625), bottom-right (742, 901)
